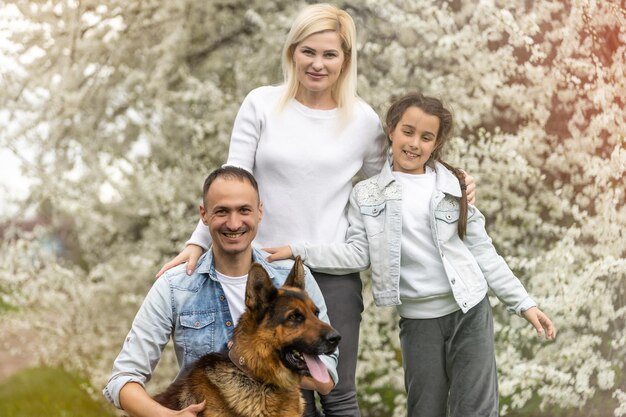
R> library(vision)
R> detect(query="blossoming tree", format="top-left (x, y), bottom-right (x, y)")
top-left (1, 1), bottom-right (624, 415)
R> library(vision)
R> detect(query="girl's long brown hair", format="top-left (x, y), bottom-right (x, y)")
top-left (385, 93), bottom-right (468, 239)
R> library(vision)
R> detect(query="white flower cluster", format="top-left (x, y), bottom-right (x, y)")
top-left (1, 1), bottom-right (624, 416)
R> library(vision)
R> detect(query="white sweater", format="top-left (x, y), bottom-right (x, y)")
top-left (188, 85), bottom-right (387, 249)
top-left (392, 170), bottom-right (458, 318)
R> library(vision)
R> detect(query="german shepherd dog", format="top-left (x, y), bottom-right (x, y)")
top-left (154, 257), bottom-right (341, 417)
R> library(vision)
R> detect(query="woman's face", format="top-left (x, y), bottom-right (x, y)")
top-left (293, 30), bottom-right (345, 99)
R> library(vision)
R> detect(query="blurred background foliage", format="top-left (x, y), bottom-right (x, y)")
top-left (0, 1), bottom-right (624, 416)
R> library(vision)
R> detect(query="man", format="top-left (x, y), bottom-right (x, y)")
top-left (103, 166), bottom-right (338, 417)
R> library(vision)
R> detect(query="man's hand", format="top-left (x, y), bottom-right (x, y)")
top-left (521, 306), bottom-right (557, 340)
top-left (263, 246), bottom-right (294, 263)
top-left (155, 244), bottom-right (205, 278)
top-left (173, 401), bottom-right (206, 417)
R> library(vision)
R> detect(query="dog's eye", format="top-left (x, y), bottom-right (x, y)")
top-left (287, 311), bottom-right (304, 323)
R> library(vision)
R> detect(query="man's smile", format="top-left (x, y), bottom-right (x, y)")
top-left (221, 230), bottom-right (246, 239)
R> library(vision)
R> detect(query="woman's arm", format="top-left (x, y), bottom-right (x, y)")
top-left (464, 172), bottom-right (477, 205)
top-left (225, 89), bottom-right (263, 170)
top-left (155, 243), bottom-right (205, 278)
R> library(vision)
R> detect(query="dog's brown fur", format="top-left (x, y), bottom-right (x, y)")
top-left (153, 257), bottom-right (340, 417)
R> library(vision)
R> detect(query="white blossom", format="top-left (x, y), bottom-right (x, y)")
top-left (1, 1), bottom-right (624, 416)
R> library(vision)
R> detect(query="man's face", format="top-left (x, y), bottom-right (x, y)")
top-left (201, 177), bottom-right (262, 258)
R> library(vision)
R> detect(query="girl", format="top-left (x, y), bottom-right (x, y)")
top-left (266, 92), bottom-right (556, 417)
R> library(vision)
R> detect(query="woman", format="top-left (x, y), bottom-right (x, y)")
top-left (157, 5), bottom-right (476, 417)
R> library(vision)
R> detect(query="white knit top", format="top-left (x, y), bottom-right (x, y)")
top-left (188, 85), bottom-right (387, 249)
top-left (392, 170), bottom-right (459, 318)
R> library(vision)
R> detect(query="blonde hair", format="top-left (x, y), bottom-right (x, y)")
top-left (279, 3), bottom-right (358, 118)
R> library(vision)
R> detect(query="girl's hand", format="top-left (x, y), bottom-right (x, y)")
top-left (155, 244), bottom-right (205, 278)
top-left (464, 171), bottom-right (477, 205)
top-left (264, 246), bottom-right (294, 262)
top-left (521, 306), bottom-right (557, 340)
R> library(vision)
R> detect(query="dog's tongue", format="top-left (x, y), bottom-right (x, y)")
top-left (303, 353), bottom-right (330, 383)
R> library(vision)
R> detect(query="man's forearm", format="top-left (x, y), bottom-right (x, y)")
top-left (119, 382), bottom-right (173, 417)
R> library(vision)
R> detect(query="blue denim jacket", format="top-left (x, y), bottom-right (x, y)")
top-left (292, 161), bottom-right (536, 316)
top-left (103, 247), bottom-right (338, 409)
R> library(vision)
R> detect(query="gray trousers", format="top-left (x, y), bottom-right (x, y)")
top-left (302, 271), bottom-right (363, 417)
top-left (399, 296), bottom-right (499, 417)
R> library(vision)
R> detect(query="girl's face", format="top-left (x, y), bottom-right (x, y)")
top-left (293, 30), bottom-right (345, 100)
top-left (389, 106), bottom-right (439, 175)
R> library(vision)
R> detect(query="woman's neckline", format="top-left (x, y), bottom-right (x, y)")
top-left (290, 97), bottom-right (339, 118)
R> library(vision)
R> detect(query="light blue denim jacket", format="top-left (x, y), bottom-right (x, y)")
top-left (292, 160), bottom-right (536, 316)
top-left (103, 246), bottom-right (338, 409)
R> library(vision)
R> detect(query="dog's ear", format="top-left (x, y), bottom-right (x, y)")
top-left (284, 256), bottom-right (305, 290)
top-left (246, 263), bottom-right (278, 312)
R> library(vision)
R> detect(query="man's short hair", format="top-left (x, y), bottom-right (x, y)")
top-left (202, 166), bottom-right (260, 208)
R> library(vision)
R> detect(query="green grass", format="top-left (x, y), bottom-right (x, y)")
top-left (0, 367), bottom-right (117, 417)
top-left (0, 299), bottom-right (16, 313)
top-left (0, 289), bottom-right (18, 313)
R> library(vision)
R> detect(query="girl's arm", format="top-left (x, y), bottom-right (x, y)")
top-left (465, 211), bottom-right (556, 340)
top-left (463, 205), bottom-right (537, 315)
top-left (464, 207), bottom-right (556, 338)
top-left (265, 189), bottom-right (370, 273)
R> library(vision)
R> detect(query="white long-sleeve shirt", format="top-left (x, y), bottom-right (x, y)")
top-left (188, 85), bottom-right (387, 249)
top-left (392, 169), bottom-right (458, 318)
